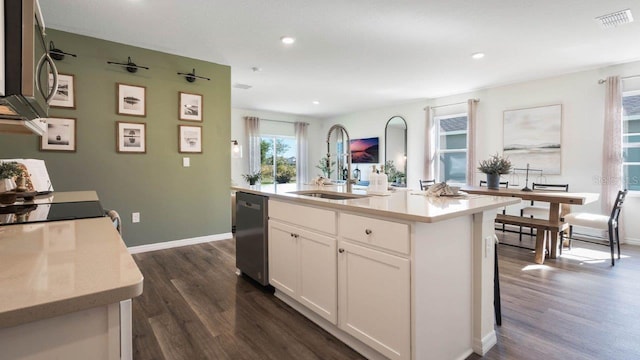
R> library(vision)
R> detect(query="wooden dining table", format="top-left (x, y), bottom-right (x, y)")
top-left (461, 186), bottom-right (600, 261)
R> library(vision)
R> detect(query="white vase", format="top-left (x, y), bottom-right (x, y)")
top-left (0, 178), bottom-right (16, 193)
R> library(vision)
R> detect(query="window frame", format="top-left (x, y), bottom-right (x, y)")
top-left (434, 112), bottom-right (469, 185)
top-left (622, 89), bottom-right (640, 192)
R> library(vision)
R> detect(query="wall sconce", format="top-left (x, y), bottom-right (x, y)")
top-left (177, 68), bottom-right (211, 83)
top-left (231, 140), bottom-right (243, 158)
top-left (107, 56), bottom-right (150, 73)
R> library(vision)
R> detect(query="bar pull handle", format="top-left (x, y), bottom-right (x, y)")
top-left (365, 229), bottom-right (372, 235)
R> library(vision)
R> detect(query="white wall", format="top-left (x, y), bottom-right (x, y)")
top-left (321, 60), bottom-right (640, 244)
top-left (230, 108), bottom-right (323, 186)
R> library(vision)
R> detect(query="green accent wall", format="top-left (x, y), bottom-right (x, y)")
top-left (0, 30), bottom-right (231, 247)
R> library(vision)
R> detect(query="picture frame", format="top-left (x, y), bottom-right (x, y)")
top-left (116, 121), bottom-right (146, 153)
top-left (178, 92), bottom-right (203, 121)
top-left (503, 104), bottom-right (562, 174)
top-left (117, 83), bottom-right (146, 117)
top-left (49, 73), bottom-right (76, 109)
top-left (40, 117), bottom-right (76, 152)
top-left (178, 125), bottom-right (202, 153)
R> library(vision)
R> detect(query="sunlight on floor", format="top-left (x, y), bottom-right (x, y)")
top-left (522, 264), bottom-right (553, 271)
top-left (559, 247), bottom-right (630, 264)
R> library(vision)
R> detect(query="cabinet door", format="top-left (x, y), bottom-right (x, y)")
top-left (268, 221), bottom-right (299, 298)
top-left (338, 241), bottom-right (410, 360)
top-left (298, 228), bottom-right (337, 324)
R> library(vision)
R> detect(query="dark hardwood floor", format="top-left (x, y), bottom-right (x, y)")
top-left (132, 232), bottom-right (640, 360)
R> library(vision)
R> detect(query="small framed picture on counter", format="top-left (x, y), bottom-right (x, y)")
top-left (117, 83), bottom-right (146, 117)
top-left (179, 125), bottom-right (202, 153)
top-left (49, 73), bottom-right (76, 109)
top-left (179, 92), bottom-right (203, 121)
top-left (40, 117), bottom-right (76, 152)
top-left (116, 121), bottom-right (146, 153)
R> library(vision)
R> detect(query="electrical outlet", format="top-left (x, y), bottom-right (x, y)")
top-left (132, 212), bottom-right (140, 223)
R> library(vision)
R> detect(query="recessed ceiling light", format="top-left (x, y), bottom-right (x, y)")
top-left (312, 100), bottom-right (320, 105)
top-left (252, 67), bottom-right (262, 72)
top-left (471, 52), bottom-right (485, 59)
top-left (280, 36), bottom-right (295, 45)
top-left (233, 83), bottom-right (252, 90)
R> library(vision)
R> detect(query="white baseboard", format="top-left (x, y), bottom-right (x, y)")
top-left (473, 330), bottom-right (497, 356)
top-left (127, 232), bottom-right (232, 254)
top-left (625, 237), bottom-right (640, 246)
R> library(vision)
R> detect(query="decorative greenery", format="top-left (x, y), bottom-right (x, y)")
top-left (384, 160), bottom-right (405, 183)
top-left (478, 153), bottom-right (512, 174)
top-left (315, 157), bottom-right (336, 178)
top-left (0, 162), bottom-right (23, 180)
top-left (242, 171), bottom-right (262, 184)
top-left (275, 165), bottom-right (295, 184)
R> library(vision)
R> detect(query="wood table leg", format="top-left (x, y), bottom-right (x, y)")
top-left (534, 229), bottom-right (546, 264)
top-left (548, 203), bottom-right (560, 259)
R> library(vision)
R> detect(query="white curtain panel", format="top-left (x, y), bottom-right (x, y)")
top-left (423, 106), bottom-right (434, 181)
top-left (244, 116), bottom-right (261, 176)
top-left (295, 122), bottom-right (309, 184)
top-left (602, 76), bottom-right (625, 240)
top-left (602, 76), bottom-right (623, 211)
top-left (466, 99), bottom-right (479, 186)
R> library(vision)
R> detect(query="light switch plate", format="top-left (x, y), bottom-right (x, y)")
top-left (183, 157), bottom-right (190, 167)
top-left (132, 212), bottom-right (140, 223)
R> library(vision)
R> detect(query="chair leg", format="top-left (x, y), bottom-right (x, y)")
top-left (608, 224), bottom-right (615, 266)
top-left (494, 243), bottom-right (501, 326)
top-left (559, 230), bottom-right (563, 256)
top-left (615, 225), bottom-right (621, 260)
top-left (568, 225), bottom-right (573, 250)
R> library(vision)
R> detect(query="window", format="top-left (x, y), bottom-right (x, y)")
top-left (434, 113), bottom-right (468, 184)
top-left (260, 136), bottom-right (297, 184)
top-left (622, 90), bottom-right (640, 191)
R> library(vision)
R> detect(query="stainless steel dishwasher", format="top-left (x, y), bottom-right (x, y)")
top-left (235, 191), bottom-right (269, 286)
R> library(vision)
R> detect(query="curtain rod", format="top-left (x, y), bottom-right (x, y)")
top-left (423, 99), bottom-right (479, 111)
top-left (598, 74), bottom-right (640, 84)
top-left (261, 118), bottom-right (295, 124)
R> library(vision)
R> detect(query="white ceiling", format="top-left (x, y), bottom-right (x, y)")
top-left (40, 0), bottom-right (640, 118)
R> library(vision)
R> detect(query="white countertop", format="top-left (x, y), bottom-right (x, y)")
top-left (0, 193), bottom-right (143, 328)
top-left (232, 183), bottom-right (519, 223)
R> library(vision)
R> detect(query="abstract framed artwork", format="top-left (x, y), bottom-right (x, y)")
top-left (117, 83), bottom-right (146, 117)
top-left (49, 73), bottom-right (76, 109)
top-left (179, 92), bottom-right (203, 121)
top-left (40, 117), bottom-right (76, 152)
top-left (503, 104), bottom-right (562, 174)
top-left (116, 121), bottom-right (146, 153)
top-left (179, 125), bottom-right (202, 153)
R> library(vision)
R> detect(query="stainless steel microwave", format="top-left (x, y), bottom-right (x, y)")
top-left (0, 0), bottom-right (58, 135)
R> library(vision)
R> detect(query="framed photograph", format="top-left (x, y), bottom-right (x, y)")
top-left (503, 104), bottom-right (562, 174)
top-left (49, 73), bottom-right (76, 109)
top-left (179, 125), bottom-right (202, 153)
top-left (117, 83), bottom-right (146, 117)
top-left (40, 117), bottom-right (76, 152)
top-left (116, 121), bottom-right (146, 153)
top-left (179, 92), bottom-right (203, 121)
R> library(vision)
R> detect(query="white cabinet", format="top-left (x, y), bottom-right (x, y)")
top-left (268, 201), bottom-right (338, 324)
top-left (339, 215), bottom-right (411, 360)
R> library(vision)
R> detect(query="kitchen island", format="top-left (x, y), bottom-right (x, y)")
top-left (0, 191), bottom-right (143, 360)
top-left (232, 184), bottom-right (519, 360)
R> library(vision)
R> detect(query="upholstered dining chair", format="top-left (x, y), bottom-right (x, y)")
top-left (419, 179), bottom-right (435, 190)
top-left (563, 189), bottom-right (628, 266)
top-left (519, 183), bottom-right (569, 242)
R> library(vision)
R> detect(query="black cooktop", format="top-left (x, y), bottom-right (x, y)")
top-left (0, 201), bottom-right (105, 226)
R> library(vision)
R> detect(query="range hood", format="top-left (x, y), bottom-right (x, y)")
top-left (0, 96), bottom-right (48, 136)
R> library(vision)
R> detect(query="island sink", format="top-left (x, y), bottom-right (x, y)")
top-left (287, 190), bottom-right (369, 200)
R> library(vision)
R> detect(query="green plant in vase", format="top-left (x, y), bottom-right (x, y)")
top-left (478, 153), bottom-right (512, 189)
top-left (242, 171), bottom-right (262, 185)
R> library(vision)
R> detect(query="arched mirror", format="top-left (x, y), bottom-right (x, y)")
top-left (385, 116), bottom-right (407, 186)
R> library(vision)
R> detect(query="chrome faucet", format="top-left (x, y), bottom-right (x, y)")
top-left (326, 124), bottom-right (353, 192)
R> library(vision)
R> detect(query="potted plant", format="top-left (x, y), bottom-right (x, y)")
top-left (0, 161), bottom-right (22, 193)
top-left (478, 153), bottom-right (512, 189)
top-left (315, 157), bottom-right (336, 178)
top-left (242, 171), bottom-right (262, 185)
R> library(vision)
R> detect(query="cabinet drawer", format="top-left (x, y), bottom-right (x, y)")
top-left (269, 200), bottom-right (337, 235)
top-left (340, 213), bottom-right (410, 255)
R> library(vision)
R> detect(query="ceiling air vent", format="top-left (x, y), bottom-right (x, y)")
top-left (595, 9), bottom-right (634, 29)
top-left (233, 83), bottom-right (252, 90)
